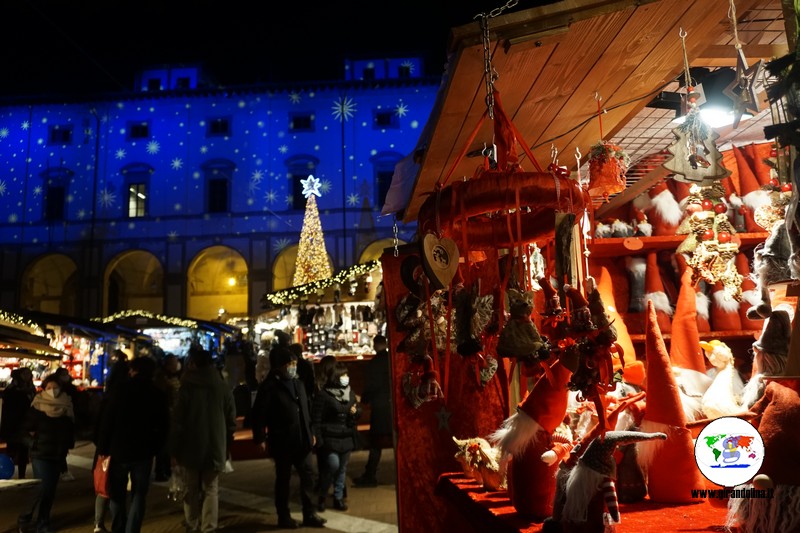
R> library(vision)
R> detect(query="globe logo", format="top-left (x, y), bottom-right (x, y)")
top-left (694, 416), bottom-right (764, 487)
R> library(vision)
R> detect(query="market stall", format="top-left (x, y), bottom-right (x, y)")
top-left (377, 1), bottom-right (798, 532)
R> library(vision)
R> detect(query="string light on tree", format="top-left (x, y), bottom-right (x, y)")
top-left (292, 174), bottom-right (333, 287)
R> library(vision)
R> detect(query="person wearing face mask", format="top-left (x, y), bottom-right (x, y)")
top-left (17, 374), bottom-right (75, 533)
top-left (251, 346), bottom-right (326, 529)
top-left (311, 362), bottom-right (361, 513)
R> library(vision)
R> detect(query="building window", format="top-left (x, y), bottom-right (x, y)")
top-left (128, 122), bottom-right (150, 140)
top-left (147, 78), bottom-right (161, 92)
top-left (398, 65), bottom-right (411, 79)
top-left (208, 178), bottom-right (229, 213)
top-left (207, 117), bottom-right (231, 137)
top-left (373, 110), bottom-right (399, 129)
top-left (285, 155), bottom-right (319, 211)
top-left (202, 159), bottom-right (236, 214)
top-left (363, 66), bottom-right (375, 81)
top-left (44, 185), bottom-right (65, 221)
top-left (48, 125), bottom-right (73, 145)
top-left (175, 77), bottom-right (191, 90)
top-left (128, 183), bottom-right (147, 218)
top-left (289, 113), bottom-right (314, 132)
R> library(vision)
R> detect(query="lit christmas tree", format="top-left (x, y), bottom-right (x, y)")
top-left (292, 175), bottom-right (333, 286)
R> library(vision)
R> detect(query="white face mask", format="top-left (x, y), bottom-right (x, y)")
top-left (284, 366), bottom-right (297, 379)
top-left (45, 388), bottom-right (58, 399)
top-left (339, 376), bottom-right (350, 388)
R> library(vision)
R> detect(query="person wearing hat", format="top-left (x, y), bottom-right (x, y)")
top-left (741, 306), bottom-right (793, 409)
top-left (251, 346), bottom-right (326, 529)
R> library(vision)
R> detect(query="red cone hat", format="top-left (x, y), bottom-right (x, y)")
top-left (645, 252), bottom-right (672, 333)
top-left (647, 180), bottom-right (682, 236)
top-left (736, 253), bottom-right (765, 330)
top-left (516, 359), bottom-right (573, 435)
top-left (735, 144), bottom-right (771, 231)
top-left (745, 142), bottom-right (774, 186)
top-left (639, 300), bottom-right (706, 503)
top-left (674, 253), bottom-right (710, 332)
top-left (710, 281), bottom-right (742, 331)
top-left (591, 263), bottom-right (645, 387)
top-left (669, 267), bottom-right (708, 374)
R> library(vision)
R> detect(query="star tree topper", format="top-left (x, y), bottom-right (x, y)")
top-left (300, 175), bottom-right (322, 198)
top-left (722, 47), bottom-right (764, 129)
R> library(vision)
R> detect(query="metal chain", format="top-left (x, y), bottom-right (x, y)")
top-left (392, 216), bottom-right (399, 257)
top-left (475, 0), bottom-right (518, 119)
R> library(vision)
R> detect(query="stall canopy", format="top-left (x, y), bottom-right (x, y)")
top-left (0, 323), bottom-right (66, 361)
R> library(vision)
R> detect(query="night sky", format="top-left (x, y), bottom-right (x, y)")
top-left (1, 1), bottom-right (554, 98)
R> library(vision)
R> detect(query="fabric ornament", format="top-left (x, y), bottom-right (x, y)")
top-left (496, 288), bottom-right (548, 361)
top-left (634, 180), bottom-right (682, 236)
top-left (728, 381), bottom-right (800, 533)
top-left (644, 252), bottom-right (672, 333)
top-left (554, 430), bottom-right (667, 530)
top-left (699, 340), bottom-right (745, 420)
top-left (637, 300), bottom-right (707, 503)
top-left (490, 359), bottom-right (573, 519)
top-left (736, 252), bottom-right (765, 330)
top-left (587, 140), bottom-right (629, 201)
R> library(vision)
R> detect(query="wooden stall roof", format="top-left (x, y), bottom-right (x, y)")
top-left (398, 0), bottom-right (790, 222)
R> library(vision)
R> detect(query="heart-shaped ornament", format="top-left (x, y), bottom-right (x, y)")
top-left (421, 233), bottom-right (459, 290)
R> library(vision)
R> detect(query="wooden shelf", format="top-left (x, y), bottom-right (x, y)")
top-left (587, 232), bottom-right (769, 258)
top-left (629, 330), bottom-right (762, 343)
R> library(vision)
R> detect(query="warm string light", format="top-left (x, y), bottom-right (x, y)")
top-left (93, 309), bottom-right (198, 329)
top-left (264, 260), bottom-right (382, 307)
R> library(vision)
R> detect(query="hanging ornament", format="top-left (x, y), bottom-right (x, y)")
top-left (721, 0), bottom-right (764, 129)
top-left (587, 94), bottom-right (630, 201)
top-left (676, 182), bottom-right (743, 299)
top-left (588, 140), bottom-right (629, 200)
top-left (663, 29), bottom-right (731, 184)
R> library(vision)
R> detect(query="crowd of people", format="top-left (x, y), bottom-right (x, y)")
top-left (0, 333), bottom-right (393, 532)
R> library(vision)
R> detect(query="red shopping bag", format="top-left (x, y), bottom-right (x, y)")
top-left (93, 455), bottom-right (110, 498)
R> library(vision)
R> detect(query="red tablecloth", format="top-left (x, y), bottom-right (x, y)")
top-left (435, 473), bottom-right (731, 533)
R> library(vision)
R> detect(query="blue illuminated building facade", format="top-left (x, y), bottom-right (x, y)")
top-left (0, 58), bottom-right (436, 321)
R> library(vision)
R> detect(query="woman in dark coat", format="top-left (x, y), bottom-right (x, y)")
top-left (311, 362), bottom-right (361, 512)
top-left (0, 367), bottom-right (36, 479)
top-left (17, 374), bottom-right (75, 533)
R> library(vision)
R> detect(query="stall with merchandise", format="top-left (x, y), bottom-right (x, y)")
top-left (378, 2), bottom-right (799, 533)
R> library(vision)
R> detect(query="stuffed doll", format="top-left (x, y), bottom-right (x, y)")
top-left (543, 430), bottom-right (666, 533)
top-left (747, 220), bottom-right (792, 319)
top-left (496, 288), bottom-right (547, 360)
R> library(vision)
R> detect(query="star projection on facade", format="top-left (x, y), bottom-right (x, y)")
top-left (347, 193), bottom-right (360, 206)
top-left (77, 209), bottom-right (86, 219)
top-left (300, 175), bottom-right (322, 198)
top-left (395, 102), bottom-right (409, 117)
top-left (319, 179), bottom-right (332, 195)
top-left (146, 140), bottom-right (160, 154)
top-left (332, 96), bottom-right (357, 122)
top-left (168, 231), bottom-right (179, 241)
top-left (33, 186), bottom-right (42, 196)
top-left (99, 188), bottom-right (116, 208)
top-left (272, 237), bottom-right (292, 252)
top-left (289, 92), bottom-right (302, 104)
top-left (115, 149), bottom-right (126, 159)
top-left (0, 127), bottom-right (8, 138)
top-left (401, 60), bottom-right (415, 74)
top-left (278, 145), bottom-right (289, 154)
top-left (21, 121), bottom-right (29, 130)
top-left (265, 190), bottom-right (278, 204)
top-left (0, 180), bottom-right (7, 196)
top-left (200, 146), bottom-right (209, 154)
top-left (171, 158), bottom-right (183, 170)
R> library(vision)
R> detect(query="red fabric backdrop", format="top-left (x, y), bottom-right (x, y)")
top-left (382, 248), bottom-right (510, 533)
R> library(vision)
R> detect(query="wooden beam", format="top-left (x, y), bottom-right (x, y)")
top-left (595, 164), bottom-right (670, 219)
top-left (693, 44), bottom-right (790, 66)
